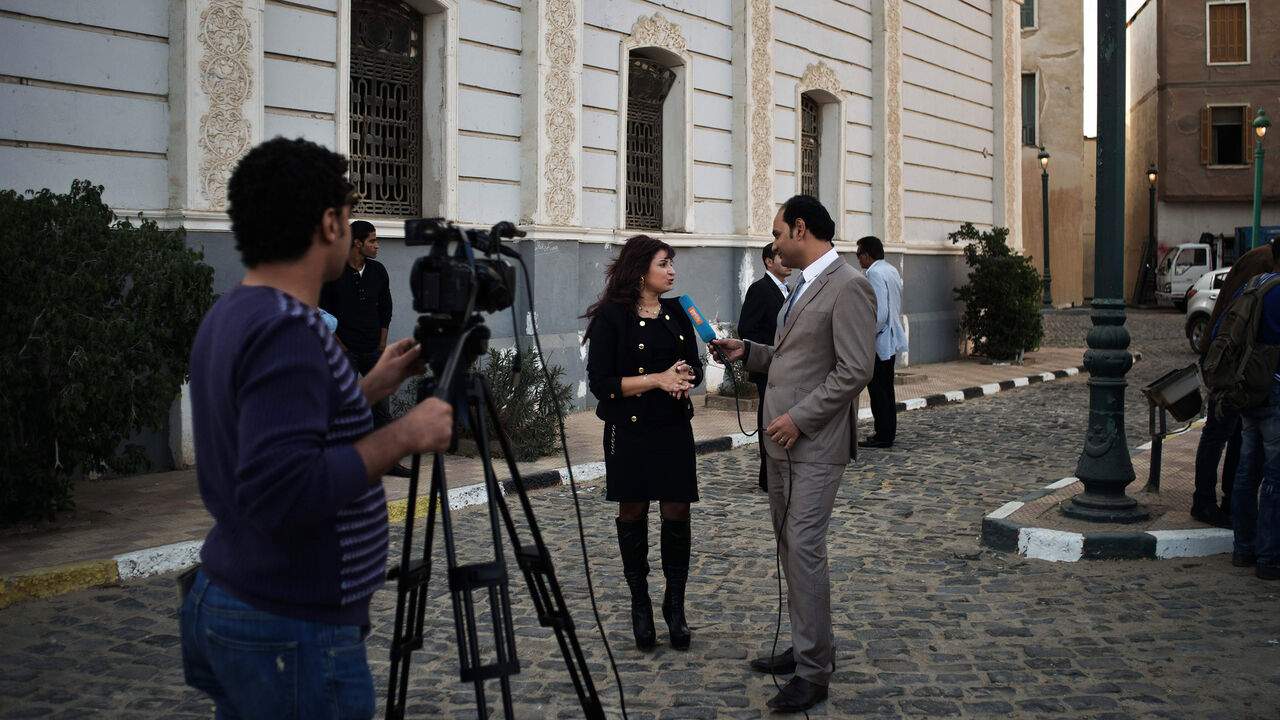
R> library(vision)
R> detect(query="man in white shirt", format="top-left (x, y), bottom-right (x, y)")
top-left (712, 196), bottom-right (876, 712)
top-left (856, 235), bottom-right (908, 449)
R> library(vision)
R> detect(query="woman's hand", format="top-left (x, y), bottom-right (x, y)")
top-left (656, 359), bottom-right (696, 398)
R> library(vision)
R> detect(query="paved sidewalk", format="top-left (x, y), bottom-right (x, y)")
top-left (1, 345), bottom-right (1220, 609)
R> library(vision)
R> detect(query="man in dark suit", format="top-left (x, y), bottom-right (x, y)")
top-left (737, 242), bottom-right (791, 490)
top-left (713, 195), bottom-right (876, 713)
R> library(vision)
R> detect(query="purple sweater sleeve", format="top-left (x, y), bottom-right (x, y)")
top-left (232, 317), bottom-right (368, 534)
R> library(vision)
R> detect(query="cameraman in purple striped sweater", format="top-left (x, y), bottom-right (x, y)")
top-left (180, 138), bottom-right (452, 719)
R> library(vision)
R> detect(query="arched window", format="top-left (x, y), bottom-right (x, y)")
top-left (800, 94), bottom-right (821, 199)
top-left (626, 54), bottom-right (675, 230)
top-left (350, 0), bottom-right (423, 217)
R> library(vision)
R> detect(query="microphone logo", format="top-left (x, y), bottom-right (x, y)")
top-left (686, 307), bottom-right (703, 325)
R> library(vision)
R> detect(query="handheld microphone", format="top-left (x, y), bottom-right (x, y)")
top-left (677, 295), bottom-right (728, 364)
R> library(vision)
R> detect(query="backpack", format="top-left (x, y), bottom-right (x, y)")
top-left (1202, 272), bottom-right (1280, 411)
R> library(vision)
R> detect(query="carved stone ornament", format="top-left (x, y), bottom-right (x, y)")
top-left (628, 13), bottom-right (687, 56)
top-left (197, 0), bottom-right (254, 208)
top-left (799, 62), bottom-right (841, 98)
top-left (1002, 2), bottom-right (1019, 237)
top-left (749, 0), bottom-right (773, 235)
top-left (884, 1), bottom-right (903, 242)
top-left (542, 0), bottom-right (577, 225)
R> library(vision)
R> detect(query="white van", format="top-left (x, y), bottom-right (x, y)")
top-left (1155, 243), bottom-right (1217, 312)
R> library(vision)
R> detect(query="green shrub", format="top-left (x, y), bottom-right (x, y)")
top-left (949, 222), bottom-right (1044, 362)
top-left (473, 346), bottom-right (574, 461)
top-left (0, 180), bottom-right (214, 524)
top-left (392, 346), bottom-right (575, 461)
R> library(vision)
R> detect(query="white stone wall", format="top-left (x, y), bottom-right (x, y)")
top-left (900, 0), bottom-right (998, 245)
top-left (0, 0), bottom-right (171, 212)
top-left (263, 0), bottom-right (340, 149)
top-left (1, 0), bottom-right (1013, 245)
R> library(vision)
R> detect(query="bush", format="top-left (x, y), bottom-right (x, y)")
top-left (390, 346), bottom-right (575, 462)
top-left (949, 222), bottom-right (1044, 362)
top-left (473, 346), bottom-right (574, 461)
top-left (0, 181), bottom-right (215, 525)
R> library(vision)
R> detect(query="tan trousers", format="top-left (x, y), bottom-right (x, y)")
top-left (765, 455), bottom-right (843, 687)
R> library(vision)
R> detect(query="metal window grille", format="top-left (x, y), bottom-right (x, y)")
top-left (1208, 2), bottom-right (1247, 63)
top-left (800, 95), bottom-right (820, 199)
top-left (1021, 74), bottom-right (1037, 146)
top-left (626, 57), bottom-right (674, 231)
top-left (350, 0), bottom-right (422, 218)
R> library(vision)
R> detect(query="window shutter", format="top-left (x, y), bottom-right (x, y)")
top-left (1245, 104), bottom-right (1254, 163)
top-left (1200, 107), bottom-right (1212, 165)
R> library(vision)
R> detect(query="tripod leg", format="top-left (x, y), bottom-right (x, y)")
top-left (384, 452), bottom-right (437, 720)
top-left (477, 375), bottom-right (607, 720)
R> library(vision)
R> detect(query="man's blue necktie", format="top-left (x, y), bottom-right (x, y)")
top-left (778, 274), bottom-right (807, 328)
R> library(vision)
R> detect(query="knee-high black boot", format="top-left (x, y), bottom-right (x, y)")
top-left (615, 518), bottom-right (656, 650)
top-left (660, 518), bottom-right (692, 650)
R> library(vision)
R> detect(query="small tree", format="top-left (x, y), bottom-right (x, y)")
top-left (0, 181), bottom-right (215, 524)
top-left (421, 345), bottom-right (573, 461)
top-left (949, 222), bottom-right (1043, 362)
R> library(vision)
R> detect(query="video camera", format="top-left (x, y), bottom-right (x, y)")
top-left (405, 218), bottom-right (524, 396)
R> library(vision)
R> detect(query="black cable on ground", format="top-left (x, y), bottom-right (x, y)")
top-left (513, 254), bottom-right (629, 720)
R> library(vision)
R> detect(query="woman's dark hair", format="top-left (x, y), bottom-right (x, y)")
top-left (227, 137), bottom-right (355, 268)
top-left (582, 234), bottom-right (674, 342)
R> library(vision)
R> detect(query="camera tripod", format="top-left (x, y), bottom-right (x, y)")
top-left (384, 368), bottom-right (606, 720)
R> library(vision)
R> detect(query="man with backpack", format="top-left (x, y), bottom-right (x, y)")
top-left (1203, 238), bottom-right (1280, 581)
top-left (1191, 241), bottom-right (1280, 529)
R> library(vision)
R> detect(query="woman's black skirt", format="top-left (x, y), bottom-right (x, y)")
top-left (603, 419), bottom-right (699, 503)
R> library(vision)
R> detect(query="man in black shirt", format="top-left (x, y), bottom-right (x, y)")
top-left (320, 220), bottom-right (411, 477)
top-left (737, 241), bottom-right (791, 491)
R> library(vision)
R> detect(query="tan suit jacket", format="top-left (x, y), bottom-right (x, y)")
top-left (743, 255), bottom-right (877, 463)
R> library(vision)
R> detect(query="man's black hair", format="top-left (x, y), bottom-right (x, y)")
top-left (762, 241), bottom-right (778, 264)
top-left (351, 220), bottom-right (376, 245)
top-left (781, 194), bottom-right (836, 242)
top-left (227, 137), bottom-right (355, 268)
top-left (856, 235), bottom-right (885, 261)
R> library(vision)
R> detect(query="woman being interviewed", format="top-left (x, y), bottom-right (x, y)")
top-left (582, 234), bottom-right (703, 651)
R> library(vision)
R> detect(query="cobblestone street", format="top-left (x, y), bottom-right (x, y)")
top-left (3, 309), bottom-right (1278, 719)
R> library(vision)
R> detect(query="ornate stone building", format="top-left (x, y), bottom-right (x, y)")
top-left (1, 0), bottom-right (1026, 421)
top-left (1019, 0), bottom-right (1092, 307)
top-left (1126, 0), bottom-right (1280, 303)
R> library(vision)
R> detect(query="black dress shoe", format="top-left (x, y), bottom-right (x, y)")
top-left (1232, 551), bottom-right (1257, 568)
top-left (750, 647), bottom-right (796, 675)
top-left (1258, 564), bottom-right (1280, 581)
top-left (387, 464), bottom-right (414, 478)
top-left (1190, 506), bottom-right (1233, 529)
top-left (858, 438), bottom-right (892, 449)
top-left (766, 676), bottom-right (828, 713)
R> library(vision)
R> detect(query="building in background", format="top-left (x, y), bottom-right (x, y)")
top-left (1020, 0), bottom-right (1092, 307)
top-left (0, 0), bottom-right (1027, 465)
top-left (1126, 0), bottom-right (1280, 304)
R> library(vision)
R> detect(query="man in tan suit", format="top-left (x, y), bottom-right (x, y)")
top-left (713, 195), bottom-right (876, 712)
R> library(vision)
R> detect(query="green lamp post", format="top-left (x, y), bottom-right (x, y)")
top-left (1039, 146), bottom-right (1052, 306)
top-left (1251, 108), bottom-right (1270, 249)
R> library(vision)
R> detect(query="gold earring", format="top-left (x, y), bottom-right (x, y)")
top-left (638, 277), bottom-right (645, 293)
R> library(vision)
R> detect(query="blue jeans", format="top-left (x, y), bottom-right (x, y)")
top-left (180, 571), bottom-right (375, 720)
top-left (1233, 382), bottom-right (1280, 567)
top-left (1193, 397), bottom-right (1241, 512)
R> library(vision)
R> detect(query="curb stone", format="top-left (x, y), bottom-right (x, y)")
top-left (0, 361), bottom-right (1093, 605)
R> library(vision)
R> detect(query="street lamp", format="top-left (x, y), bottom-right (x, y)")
top-left (1039, 145), bottom-right (1052, 306)
top-left (1063, 0), bottom-right (1145, 524)
top-left (1146, 162), bottom-right (1157, 304)
top-left (1251, 108), bottom-right (1270, 249)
